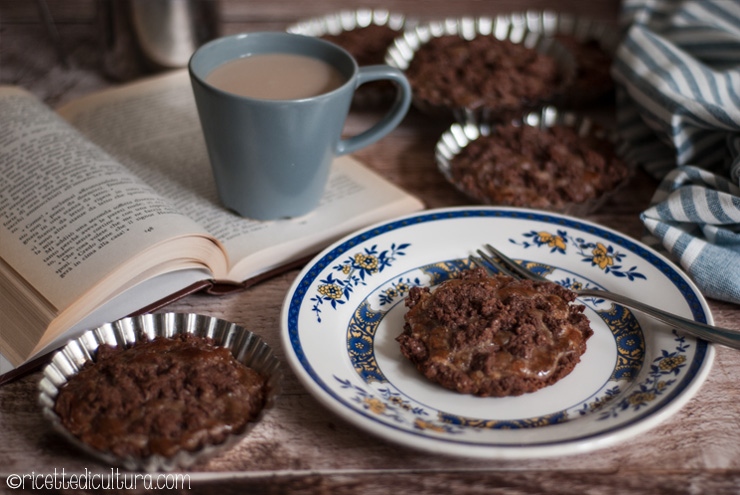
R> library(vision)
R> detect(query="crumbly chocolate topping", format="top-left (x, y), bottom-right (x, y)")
top-left (54, 333), bottom-right (267, 459)
top-left (397, 267), bottom-right (593, 397)
top-left (405, 35), bottom-right (561, 114)
top-left (450, 123), bottom-right (629, 211)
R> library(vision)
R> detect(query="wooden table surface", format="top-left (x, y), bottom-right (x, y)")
top-left (2, 1), bottom-right (740, 493)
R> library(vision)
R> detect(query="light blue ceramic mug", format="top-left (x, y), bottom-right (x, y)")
top-left (189, 31), bottom-right (412, 220)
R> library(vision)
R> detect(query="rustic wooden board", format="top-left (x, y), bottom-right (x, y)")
top-left (2, 1), bottom-right (740, 493)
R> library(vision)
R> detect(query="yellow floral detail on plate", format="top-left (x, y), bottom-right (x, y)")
top-left (364, 397), bottom-right (386, 415)
top-left (658, 354), bottom-right (686, 372)
top-left (318, 284), bottom-right (343, 299)
top-left (592, 242), bottom-right (615, 270)
top-left (514, 229), bottom-right (647, 281)
top-left (354, 253), bottom-right (379, 272)
top-left (537, 231), bottom-right (567, 251)
top-left (414, 419), bottom-right (447, 433)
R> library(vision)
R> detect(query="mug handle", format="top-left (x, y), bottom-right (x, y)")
top-left (335, 65), bottom-right (412, 156)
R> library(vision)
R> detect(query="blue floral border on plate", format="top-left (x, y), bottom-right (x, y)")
top-left (285, 208), bottom-right (711, 448)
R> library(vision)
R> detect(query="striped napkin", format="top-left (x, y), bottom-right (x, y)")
top-left (612, 0), bottom-right (740, 304)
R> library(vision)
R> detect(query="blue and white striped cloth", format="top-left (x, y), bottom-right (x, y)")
top-left (612, 0), bottom-right (740, 304)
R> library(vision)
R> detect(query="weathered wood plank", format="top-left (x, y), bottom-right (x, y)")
top-left (2, 1), bottom-right (740, 492)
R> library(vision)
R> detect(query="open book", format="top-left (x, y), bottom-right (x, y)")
top-left (0, 70), bottom-right (423, 375)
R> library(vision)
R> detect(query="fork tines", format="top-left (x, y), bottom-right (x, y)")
top-left (474, 244), bottom-right (549, 282)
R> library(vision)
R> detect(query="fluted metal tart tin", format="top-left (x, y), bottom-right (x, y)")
top-left (513, 9), bottom-right (620, 106)
top-left (287, 8), bottom-right (412, 38)
top-left (514, 9), bottom-right (620, 54)
top-left (38, 312), bottom-right (281, 472)
top-left (287, 9), bottom-right (415, 107)
top-left (435, 105), bottom-right (631, 216)
top-left (385, 16), bottom-right (577, 123)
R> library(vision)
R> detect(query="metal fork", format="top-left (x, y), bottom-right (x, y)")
top-left (474, 243), bottom-right (740, 350)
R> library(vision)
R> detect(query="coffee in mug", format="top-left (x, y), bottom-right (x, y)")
top-left (205, 53), bottom-right (347, 100)
top-left (189, 32), bottom-right (412, 220)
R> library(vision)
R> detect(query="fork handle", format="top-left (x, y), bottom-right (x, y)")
top-left (577, 289), bottom-right (740, 349)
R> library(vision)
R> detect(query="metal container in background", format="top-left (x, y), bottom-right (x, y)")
top-left (98, 0), bottom-right (219, 80)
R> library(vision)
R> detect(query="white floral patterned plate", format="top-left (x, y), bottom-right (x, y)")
top-left (280, 206), bottom-right (715, 459)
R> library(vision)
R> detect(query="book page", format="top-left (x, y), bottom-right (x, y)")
top-left (0, 87), bottom-right (213, 310)
top-left (59, 70), bottom-right (423, 282)
top-left (56, 71), bottom-right (267, 248)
